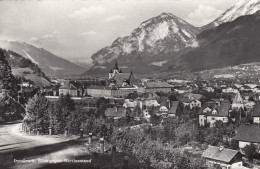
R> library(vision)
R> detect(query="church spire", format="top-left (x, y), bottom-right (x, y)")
top-left (114, 61), bottom-right (118, 70)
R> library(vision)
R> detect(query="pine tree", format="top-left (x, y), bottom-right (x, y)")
top-left (0, 48), bottom-right (19, 97)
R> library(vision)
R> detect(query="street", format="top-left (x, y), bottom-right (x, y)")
top-left (0, 122), bottom-right (49, 153)
top-left (0, 122), bottom-right (94, 169)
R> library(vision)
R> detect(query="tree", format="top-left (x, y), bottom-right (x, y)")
top-left (0, 49), bottom-right (19, 98)
top-left (230, 139), bottom-right (239, 150)
top-left (52, 94), bottom-right (75, 134)
top-left (243, 144), bottom-right (256, 161)
top-left (23, 94), bottom-right (49, 133)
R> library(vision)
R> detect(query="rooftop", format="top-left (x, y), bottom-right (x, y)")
top-left (234, 124), bottom-right (260, 143)
top-left (168, 101), bottom-right (180, 114)
top-left (199, 101), bottom-right (230, 117)
top-left (202, 146), bottom-right (239, 163)
top-left (59, 83), bottom-right (78, 90)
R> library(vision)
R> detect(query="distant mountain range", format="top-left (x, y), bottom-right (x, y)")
top-left (0, 40), bottom-right (86, 77)
top-left (86, 0), bottom-right (260, 76)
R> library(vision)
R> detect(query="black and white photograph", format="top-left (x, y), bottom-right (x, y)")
top-left (1, 0), bottom-right (260, 168)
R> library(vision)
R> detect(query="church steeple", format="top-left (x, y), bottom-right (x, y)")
top-left (114, 61), bottom-right (118, 70)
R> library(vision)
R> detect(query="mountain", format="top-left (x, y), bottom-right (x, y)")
top-left (0, 40), bottom-right (86, 77)
top-left (86, 13), bottom-right (199, 75)
top-left (2, 48), bottom-right (51, 87)
top-left (203, 0), bottom-right (260, 30)
top-left (167, 11), bottom-right (260, 72)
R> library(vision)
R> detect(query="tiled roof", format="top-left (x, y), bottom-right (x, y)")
top-left (215, 102), bottom-right (230, 117)
top-left (202, 146), bottom-right (238, 163)
top-left (111, 73), bottom-right (131, 86)
top-left (234, 124), bottom-right (260, 143)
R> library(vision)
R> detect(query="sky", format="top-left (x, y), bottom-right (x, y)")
top-left (0, 0), bottom-right (237, 67)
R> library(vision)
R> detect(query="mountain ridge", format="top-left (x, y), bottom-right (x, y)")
top-left (87, 12), bottom-right (199, 75)
top-left (0, 40), bottom-right (86, 77)
top-left (202, 0), bottom-right (260, 30)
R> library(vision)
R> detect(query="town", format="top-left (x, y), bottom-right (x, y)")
top-left (2, 0), bottom-right (260, 168)
top-left (1, 60), bottom-right (260, 168)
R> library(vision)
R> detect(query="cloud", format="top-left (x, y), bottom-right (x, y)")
top-left (29, 37), bottom-right (40, 43)
top-left (29, 31), bottom-right (60, 44)
top-left (187, 5), bottom-right (223, 26)
top-left (105, 15), bottom-right (126, 22)
top-left (69, 6), bottom-right (105, 19)
top-left (81, 31), bottom-right (97, 37)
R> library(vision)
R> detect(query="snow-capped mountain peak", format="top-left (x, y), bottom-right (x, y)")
top-left (213, 0), bottom-right (260, 26)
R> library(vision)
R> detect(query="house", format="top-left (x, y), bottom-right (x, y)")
top-left (202, 146), bottom-right (242, 169)
top-left (181, 98), bottom-right (201, 109)
top-left (231, 92), bottom-right (244, 110)
top-left (252, 104), bottom-right (260, 124)
top-left (199, 101), bottom-right (231, 127)
top-left (158, 106), bottom-right (169, 118)
top-left (156, 101), bottom-right (180, 118)
top-left (59, 83), bottom-right (78, 97)
top-left (105, 106), bottom-right (127, 120)
top-left (234, 124), bottom-right (260, 149)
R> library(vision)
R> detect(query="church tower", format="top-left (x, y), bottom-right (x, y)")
top-left (231, 91), bottom-right (244, 110)
top-left (109, 61), bottom-right (120, 79)
top-left (113, 61), bottom-right (119, 74)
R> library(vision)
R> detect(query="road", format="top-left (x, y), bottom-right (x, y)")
top-left (0, 122), bottom-right (94, 169)
top-left (0, 122), bottom-right (46, 153)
